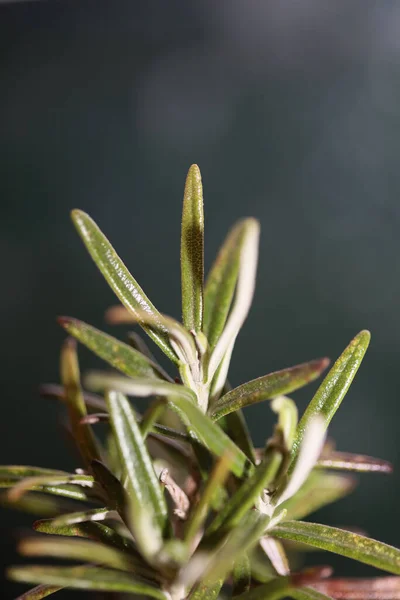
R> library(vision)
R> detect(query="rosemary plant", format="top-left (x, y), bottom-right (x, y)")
top-left (3, 165), bottom-right (400, 599)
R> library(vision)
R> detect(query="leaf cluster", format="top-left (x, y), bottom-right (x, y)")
top-left (3, 166), bottom-right (399, 600)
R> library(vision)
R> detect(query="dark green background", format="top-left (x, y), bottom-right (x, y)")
top-left (1, 1), bottom-right (399, 597)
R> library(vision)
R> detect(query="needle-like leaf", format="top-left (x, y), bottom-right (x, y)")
top-left (290, 331), bottom-right (370, 466)
top-left (272, 521), bottom-right (400, 575)
top-left (181, 164), bottom-right (204, 333)
top-left (58, 317), bottom-right (167, 380)
top-left (316, 451), bottom-right (393, 474)
top-left (8, 565), bottom-right (168, 599)
top-left (204, 219), bottom-right (255, 349)
top-left (210, 359), bottom-right (329, 421)
top-left (106, 391), bottom-right (167, 558)
top-left (60, 338), bottom-right (102, 470)
top-left (15, 583), bottom-right (63, 599)
top-left (71, 209), bottom-right (178, 364)
top-left (311, 576), bottom-right (400, 599)
top-left (207, 219), bottom-right (260, 381)
top-left (7, 475), bottom-right (96, 502)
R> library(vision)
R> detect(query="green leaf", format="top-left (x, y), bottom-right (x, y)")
top-left (49, 507), bottom-right (114, 526)
top-left (204, 219), bottom-right (256, 349)
top-left (316, 451), bottom-right (393, 474)
top-left (8, 565), bottom-right (168, 599)
top-left (18, 536), bottom-right (140, 573)
top-left (7, 474), bottom-right (95, 502)
top-left (280, 471), bottom-right (355, 521)
top-left (187, 579), bottom-right (223, 600)
top-left (71, 209), bottom-right (178, 364)
top-left (233, 553), bottom-right (251, 596)
top-left (290, 331), bottom-right (370, 465)
top-left (234, 575), bottom-right (291, 600)
top-left (167, 393), bottom-right (252, 478)
top-left (90, 459), bottom-right (128, 517)
top-left (181, 164), bottom-right (204, 332)
top-left (0, 491), bottom-right (82, 518)
top-left (206, 431), bottom-right (285, 536)
top-left (106, 391), bottom-right (167, 558)
top-left (272, 521), bottom-right (400, 574)
top-left (60, 338), bottom-right (102, 469)
top-left (58, 317), bottom-right (166, 380)
top-left (210, 358), bottom-right (329, 421)
top-left (184, 452), bottom-right (233, 546)
top-left (15, 583), bottom-right (63, 599)
top-left (289, 589), bottom-right (334, 600)
top-left (271, 396), bottom-right (298, 451)
top-left (221, 409), bottom-right (257, 463)
top-left (207, 219), bottom-right (260, 381)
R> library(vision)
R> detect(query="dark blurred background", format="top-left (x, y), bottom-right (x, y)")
top-left (1, 0), bottom-right (400, 597)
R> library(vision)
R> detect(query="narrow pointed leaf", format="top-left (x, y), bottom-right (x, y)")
top-left (204, 219), bottom-right (255, 349)
top-left (208, 219), bottom-right (260, 380)
top-left (280, 471), bottom-right (355, 521)
top-left (8, 565), bottom-right (168, 599)
top-left (272, 521), bottom-right (400, 574)
top-left (211, 358), bottom-right (329, 421)
top-left (1, 483), bottom-right (92, 502)
top-left (15, 584), bottom-right (63, 599)
top-left (289, 588), bottom-right (334, 600)
top-left (181, 164), bottom-right (204, 332)
top-left (0, 491), bottom-right (83, 518)
top-left (106, 391), bottom-right (167, 556)
top-left (19, 536), bottom-right (140, 573)
top-left (317, 451), bottom-right (393, 474)
top-left (60, 338), bottom-right (102, 469)
top-left (71, 209), bottom-right (178, 363)
top-left (167, 394), bottom-right (252, 478)
top-left (40, 384), bottom-right (106, 412)
top-left (85, 371), bottom-right (196, 403)
top-left (260, 537), bottom-right (290, 576)
top-left (0, 466), bottom-right (68, 479)
top-left (271, 396), bottom-right (298, 450)
top-left (58, 317), bottom-right (166, 380)
top-left (50, 507), bottom-right (115, 526)
top-left (8, 474), bottom-right (95, 502)
top-left (221, 408), bottom-right (257, 463)
top-left (311, 576), bottom-right (400, 599)
top-left (90, 460), bottom-right (128, 517)
top-left (291, 331), bottom-right (370, 464)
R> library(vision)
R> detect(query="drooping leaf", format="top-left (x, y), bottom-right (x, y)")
top-left (15, 583), bottom-right (63, 599)
top-left (60, 338), bottom-right (102, 469)
top-left (181, 164), bottom-right (204, 333)
top-left (106, 391), bottom-right (167, 558)
top-left (207, 219), bottom-right (260, 381)
top-left (18, 536), bottom-right (140, 573)
top-left (210, 358), bottom-right (329, 421)
top-left (204, 219), bottom-right (256, 349)
top-left (311, 576), bottom-right (400, 599)
top-left (290, 331), bottom-right (370, 465)
top-left (8, 565), bottom-right (168, 599)
top-left (317, 451), bottom-right (393, 474)
top-left (71, 209), bottom-right (178, 363)
top-left (272, 521), bottom-right (400, 575)
top-left (58, 317), bottom-right (166, 380)
top-left (280, 471), bottom-right (355, 521)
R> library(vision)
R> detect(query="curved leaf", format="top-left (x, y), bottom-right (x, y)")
top-left (272, 521), bottom-right (400, 575)
top-left (207, 219), bottom-right (260, 381)
top-left (58, 317), bottom-right (166, 380)
top-left (60, 338), bottom-right (102, 469)
top-left (290, 331), bottom-right (370, 465)
top-left (181, 164), bottom-right (204, 333)
top-left (71, 209), bottom-right (178, 363)
top-left (204, 219), bottom-right (255, 349)
top-left (210, 358), bottom-right (329, 421)
top-left (7, 474), bottom-right (95, 502)
top-left (8, 565), bottom-right (168, 599)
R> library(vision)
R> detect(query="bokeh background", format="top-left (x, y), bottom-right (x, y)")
top-left (1, 0), bottom-right (400, 597)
